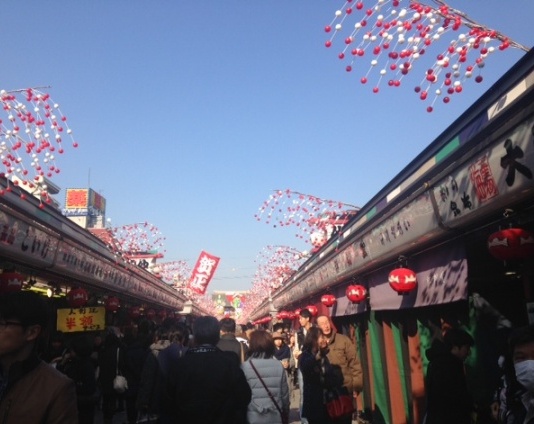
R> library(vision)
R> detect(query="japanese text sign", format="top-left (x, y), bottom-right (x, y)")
top-left (188, 251), bottom-right (220, 295)
top-left (57, 306), bottom-right (106, 333)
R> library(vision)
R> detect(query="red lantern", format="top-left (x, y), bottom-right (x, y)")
top-left (146, 308), bottom-right (156, 320)
top-left (105, 296), bottom-right (120, 312)
top-left (129, 306), bottom-right (141, 319)
top-left (321, 294), bottom-right (336, 307)
top-left (67, 287), bottom-right (89, 308)
top-left (158, 309), bottom-right (168, 319)
top-left (277, 310), bottom-right (290, 320)
top-left (295, 308), bottom-right (301, 317)
top-left (0, 272), bottom-right (24, 293)
top-left (346, 285), bottom-right (367, 303)
top-left (305, 305), bottom-right (318, 316)
top-left (488, 228), bottom-right (534, 261)
top-left (287, 312), bottom-right (296, 320)
top-left (388, 267), bottom-right (418, 294)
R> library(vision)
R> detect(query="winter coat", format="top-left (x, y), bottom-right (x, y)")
top-left (0, 354), bottom-right (78, 424)
top-left (217, 333), bottom-right (248, 363)
top-left (424, 339), bottom-right (473, 424)
top-left (136, 340), bottom-right (171, 414)
top-left (299, 350), bottom-right (330, 422)
top-left (62, 356), bottom-right (99, 410)
top-left (241, 357), bottom-right (290, 424)
top-left (500, 381), bottom-right (534, 424)
top-left (274, 344), bottom-right (291, 362)
top-left (325, 329), bottom-right (363, 393)
top-left (164, 345), bottom-right (251, 424)
top-left (97, 339), bottom-right (127, 396)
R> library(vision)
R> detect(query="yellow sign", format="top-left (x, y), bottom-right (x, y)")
top-left (57, 306), bottom-right (106, 333)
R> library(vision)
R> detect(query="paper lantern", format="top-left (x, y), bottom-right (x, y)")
top-left (129, 306), bottom-right (141, 319)
top-left (389, 268), bottom-right (418, 294)
top-left (105, 296), bottom-right (120, 312)
top-left (67, 287), bottom-right (89, 308)
top-left (488, 228), bottom-right (534, 261)
top-left (321, 294), bottom-right (336, 307)
top-left (0, 272), bottom-right (24, 293)
top-left (158, 309), bottom-right (168, 319)
top-left (346, 285), bottom-right (367, 303)
top-left (294, 308), bottom-right (302, 317)
top-left (145, 308), bottom-right (156, 320)
top-left (305, 305), bottom-right (318, 317)
top-left (277, 310), bottom-right (290, 320)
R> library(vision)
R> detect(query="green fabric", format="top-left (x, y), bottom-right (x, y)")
top-left (392, 320), bottom-right (411, 422)
top-left (369, 312), bottom-right (390, 424)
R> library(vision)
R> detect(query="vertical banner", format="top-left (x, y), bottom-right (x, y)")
top-left (188, 251), bottom-right (220, 295)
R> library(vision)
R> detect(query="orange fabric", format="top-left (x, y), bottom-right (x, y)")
top-left (383, 321), bottom-right (407, 424)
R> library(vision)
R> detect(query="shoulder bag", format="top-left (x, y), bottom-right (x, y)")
top-left (113, 348), bottom-right (129, 393)
top-left (249, 360), bottom-right (288, 424)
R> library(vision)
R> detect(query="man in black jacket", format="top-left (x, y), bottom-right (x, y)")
top-left (425, 327), bottom-right (474, 424)
top-left (164, 316), bottom-right (251, 424)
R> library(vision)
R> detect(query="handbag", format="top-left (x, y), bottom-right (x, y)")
top-left (249, 360), bottom-right (289, 424)
top-left (325, 386), bottom-right (355, 419)
top-left (113, 348), bottom-right (129, 394)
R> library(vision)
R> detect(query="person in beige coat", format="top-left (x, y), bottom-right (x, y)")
top-left (317, 315), bottom-right (363, 424)
top-left (0, 290), bottom-right (78, 424)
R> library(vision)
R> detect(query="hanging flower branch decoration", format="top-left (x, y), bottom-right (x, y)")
top-left (110, 222), bottom-right (166, 256)
top-left (255, 189), bottom-right (359, 251)
top-left (254, 245), bottom-right (306, 291)
top-left (240, 245), bottom-right (308, 322)
top-left (158, 260), bottom-right (192, 287)
top-left (324, 0), bottom-right (529, 112)
top-left (0, 87), bottom-right (79, 205)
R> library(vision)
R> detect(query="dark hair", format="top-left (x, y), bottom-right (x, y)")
top-left (248, 330), bottom-right (275, 358)
top-left (508, 324), bottom-right (534, 354)
top-left (0, 291), bottom-right (50, 331)
top-left (70, 335), bottom-right (93, 358)
top-left (193, 316), bottom-right (220, 346)
top-left (302, 327), bottom-right (324, 354)
top-left (168, 323), bottom-right (188, 344)
top-left (443, 328), bottom-right (474, 349)
top-left (219, 317), bottom-right (236, 333)
top-left (299, 309), bottom-right (312, 319)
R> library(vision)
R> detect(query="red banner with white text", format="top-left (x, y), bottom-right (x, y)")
top-left (188, 251), bottom-right (221, 295)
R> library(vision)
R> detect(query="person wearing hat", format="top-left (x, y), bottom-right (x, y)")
top-left (273, 330), bottom-right (291, 376)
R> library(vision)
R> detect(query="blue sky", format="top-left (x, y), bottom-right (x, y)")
top-left (1, 1), bottom-right (533, 293)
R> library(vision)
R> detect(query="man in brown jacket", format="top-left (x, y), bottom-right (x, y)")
top-left (0, 290), bottom-right (78, 423)
top-left (317, 315), bottom-right (363, 424)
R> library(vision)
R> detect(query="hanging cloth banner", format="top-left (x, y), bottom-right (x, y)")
top-left (188, 251), bottom-right (221, 295)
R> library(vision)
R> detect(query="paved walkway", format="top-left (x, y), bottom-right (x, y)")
top-left (95, 387), bottom-right (302, 423)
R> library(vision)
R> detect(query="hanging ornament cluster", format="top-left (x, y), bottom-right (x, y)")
top-left (346, 284), bottom-right (367, 303)
top-left (255, 189), bottom-right (359, 250)
top-left (110, 222), bottom-right (166, 256)
top-left (158, 260), bottom-right (192, 287)
top-left (0, 271), bottom-right (24, 293)
top-left (0, 88), bottom-right (79, 205)
top-left (487, 227), bottom-right (534, 261)
top-left (241, 245), bottom-right (308, 321)
top-left (324, 0), bottom-right (528, 112)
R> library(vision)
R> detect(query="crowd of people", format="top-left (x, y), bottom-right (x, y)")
top-left (2, 290), bottom-right (534, 423)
